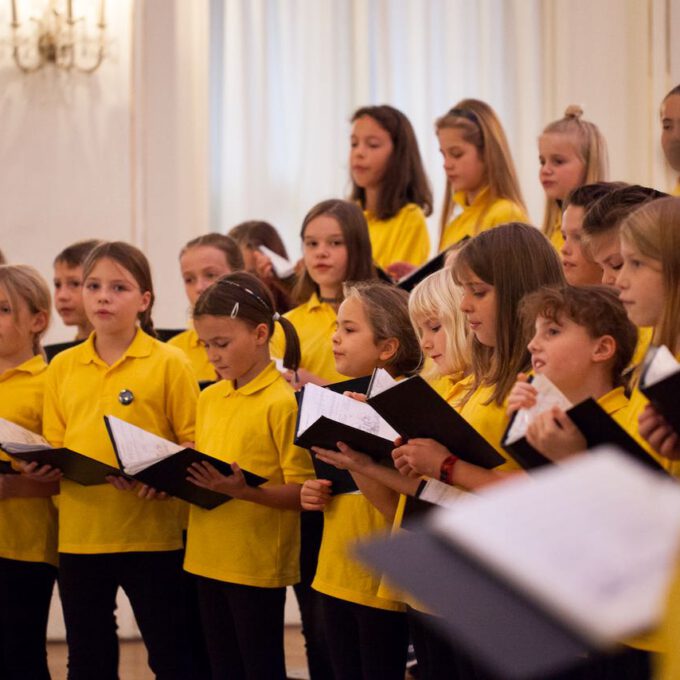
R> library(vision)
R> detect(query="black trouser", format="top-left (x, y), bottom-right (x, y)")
top-left (58, 550), bottom-right (193, 680)
top-left (0, 556), bottom-right (56, 680)
top-left (293, 510), bottom-right (334, 679)
top-left (196, 576), bottom-right (287, 680)
top-left (319, 592), bottom-right (409, 680)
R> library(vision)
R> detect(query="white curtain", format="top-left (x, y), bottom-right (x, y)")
top-left (212, 0), bottom-right (545, 257)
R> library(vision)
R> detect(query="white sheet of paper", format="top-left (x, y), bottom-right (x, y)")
top-left (430, 448), bottom-right (680, 644)
top-left (106, 416), bottom-right (183, 475)
top-left (505, 374), bottom-right (573, 445)
top-left (298, 383), bottom-right (399, 442)
top-left (0, 417), bottom-right (50, 447)
top-left (367, 368), bottom-right (398, 399)
top-left (418, 478), bottom-right (467, 508)
top-left (642, 345), bottom-right (680, 387)
top-left (259, 245), bottom-right (296, 279)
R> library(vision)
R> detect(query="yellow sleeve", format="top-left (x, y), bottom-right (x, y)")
top-left (164, 355), bottom-right (199, 443)
top-left (271, 403), bottom-right (314, 484)
top-left (42, 359), bottom-right (67, 448)
top-left (485, 200), bottom-right (528, 229)
top-left (392, 205), bottom-right (430, 266)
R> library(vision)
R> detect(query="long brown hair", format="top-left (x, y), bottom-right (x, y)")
top-left (452, 223), bottom-right (565, 405)
top-left (82, 242), bottom-right (157, 338)
top-left (620, 197), bottom-right (680, 354)
top-left (193, 272), bottom-right (301, 371)
top-left (350, 105), bottom-right (433, 220)
top-left (293, 199), bottom-right (376, 304)
top-left (180, 233), bottom-right (244, 272)
top-left (436, 99), bottom-right (526, 240)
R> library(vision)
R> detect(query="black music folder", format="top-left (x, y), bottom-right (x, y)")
top-left (294, 383), bottom-right (397, 462)
top-left (1, 443), bottom-right (124, 485)
top-left (396, 251), bottom-right (447, 292)
top-left (104, 416), bottom-right (266, 509)
top-left (503, 398), bottom-right (665, 474)
top-left (640, 346), bottom-right (680, 434)
top-left (305, 376), bottom-right (372, 495)
top-left (367, 375), bottom-right (505, 469)
top-left (155, 328), bottom-right (185, 342)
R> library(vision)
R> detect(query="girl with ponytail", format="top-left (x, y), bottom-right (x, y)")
top-left (30, 240), bottom-right (200, 679)
top-left (184, 272), bottom-right (314, 680)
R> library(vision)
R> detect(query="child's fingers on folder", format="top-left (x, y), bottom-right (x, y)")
top-left (312, 443), bottom-right (371, 471)
top-left (393, 438), bottom-right (450, 478)
top-left (506, 379), bottom-right (537, 415)
top-left (137, 485), bottom-right (169, 500)
top-left (300, 479), bottom-right (332, 511)
top-left (391, 448), bottom-right (418, 477)
top-left (525, 408), bottom-right (587, 461)
top-left (386, 261), bottom-right (415, 280)
top-left (638, 405), bottom-right (680, 460)
top-left (187, 461), bottom-right (246, 496)
top-left (343, 391), bottom-right (367, 403)
top-left (106, 475), bottom-right (137, 492)
top-left (18, 461), bottom-right (63, 482)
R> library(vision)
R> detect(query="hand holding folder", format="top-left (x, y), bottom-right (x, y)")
top-left (104, 416), bottom-right (266, 509)
top-left (0, 417), bottom-right (124, 486)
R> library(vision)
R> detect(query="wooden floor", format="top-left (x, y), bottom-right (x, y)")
top-left (47, 625), bottom-right (310, 680)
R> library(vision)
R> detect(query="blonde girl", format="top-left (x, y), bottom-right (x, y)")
top-left (436, 99), bottom-right (527, 251)
top-left (350, 105), bottom-right (433, 276)
top-left (169, 233), bottom-right (244, 381)
top-left (271, 199), bottom-right (376, 387)
top-left (28, 242), bottom-right (199, 679)
top-left (0, 265), bottom-right (57, 680)
top-left (539, 105), bottom-right (609, 251)
top-left (301, 281), bottom-right (422, 680)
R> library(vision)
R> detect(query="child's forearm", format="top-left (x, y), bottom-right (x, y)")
top-left (239, 482), bottom-right (303, 510)
top-left (349, 471), bottom-right (400, 522)
top-left (0, 474), bottom-right (59, 499)
top-left (353, 461), bottom-right (421, 497)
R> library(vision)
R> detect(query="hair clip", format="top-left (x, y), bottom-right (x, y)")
top-left (272, 312), bottom-right (281, 321)
top-left (230, 302), bottom-right (239, 318)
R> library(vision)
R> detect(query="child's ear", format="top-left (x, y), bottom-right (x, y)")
top-left (592, 335), bottom-right (616, 363)
top-left (378, 337), bottom-right (399, 364)
top-left (29, 310), bottom-right (48, 335)
top-left (254, 322), bottom-right (270, 345)
top-left (139, 291), bottom-right (152, 313)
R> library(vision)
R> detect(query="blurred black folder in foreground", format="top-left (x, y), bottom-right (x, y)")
top-left (356, 448), bottom-right (680, 679)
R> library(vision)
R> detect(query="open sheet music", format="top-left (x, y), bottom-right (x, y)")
top-left (430, 448), bottom-right (680, 644)
top-left (504, 375), bottom-right (572, 445)
top-left (258, 245), bottom-right (296, 279)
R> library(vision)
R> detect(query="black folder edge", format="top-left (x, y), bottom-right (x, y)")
top-left (155, 328), bottom-right (186, 343)
top-left (502, 399), bottom-right (667, 475)
top-left (641, 371), bottom-right (680, 435)
top-left (295, 376), bottom-right (377, 496)
top-left (43, 339), bottom-right (84, 363)
top-left (103, 416), bottom-right (267, 509)
top-left (1, 445), bottom-right (124, 486)
top-left (355, 528), bottom-right (600, 680)
top-left (367, 376), bottom-right (505, 469)
top-left (396, 251), bottom-right (447, 292)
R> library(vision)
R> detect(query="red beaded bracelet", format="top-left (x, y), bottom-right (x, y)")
top-left (439, 454), bottom-right (459, 485)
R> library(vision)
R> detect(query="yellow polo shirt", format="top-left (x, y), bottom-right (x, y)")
top-left (671, 180), bottom-right (680, 197)
top-left (0, 355), bottom-right (57, 566)
top-left (168, 328), bottom-right (216, 382)
top-left (550, 212), bottom-right (565, 252)
top-left (270, 293), bottom-right (345, 384)
top-left (43, 329), bottom-right (198, 554)
top-left (439, 188), bottom-right (527, 251)
top-left (184, 362), bottom-right (314, 587)
top-left (365, 203), bottom-right (430, 270)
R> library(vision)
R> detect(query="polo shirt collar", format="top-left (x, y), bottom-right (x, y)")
top-left (223, 361), bottom-right (282, 398)
top-left (597, 386), bottom-right (627, 414)
top-left (79, 328), bottom-right (154, 366)
top-left (453, 185), bottom-right (490, 209)
top-left (0, 354), bottom-right (46, 382)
